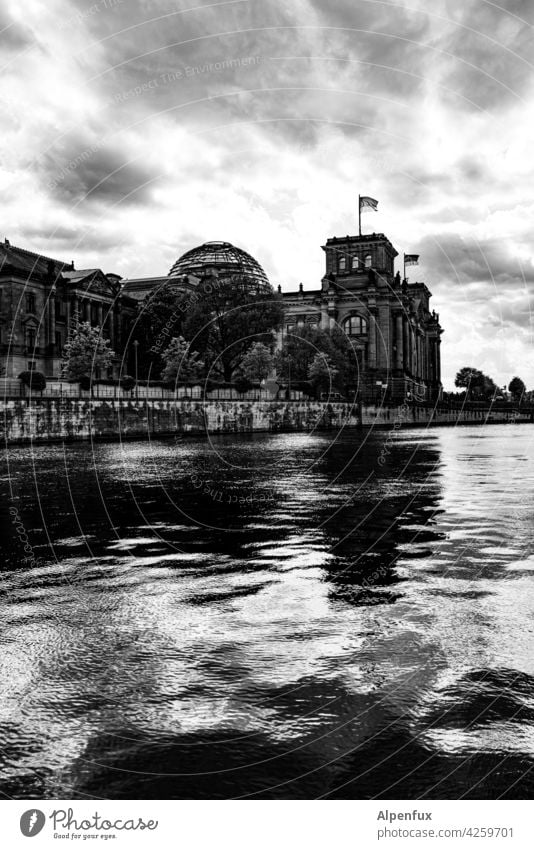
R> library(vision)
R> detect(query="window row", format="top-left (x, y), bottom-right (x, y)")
top-left (285, 315), bottom-right (368, 336)
top-left (337, 254), bottom-right (373, 272)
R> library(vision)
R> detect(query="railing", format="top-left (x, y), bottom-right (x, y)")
top-left (0, 379), bottom-right (306, 402)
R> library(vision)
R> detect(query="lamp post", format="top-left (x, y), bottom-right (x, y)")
top-left (286, 354), bottom-right (293, 400)
top-left (133, 340), bottom-right (139, 400)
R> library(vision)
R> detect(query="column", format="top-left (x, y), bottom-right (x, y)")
top-left (395, 314), bottom-right (403, 370)
top-left (47, 291), bottom-right (55, 347)
top-left (368, 313), bottom-right (377, 369)
top-left (320, 302), bottom-right (329, 331)
top-left (109, 306), bottom-right (116, 349)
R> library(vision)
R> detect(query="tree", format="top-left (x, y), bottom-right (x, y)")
top-left (275, 325), bottom-right (356, 392)
top-left (133, 281), bottom-right (188, 379)
top-left (182, 275), bottom-right (284, 382)
top-left (482, 374), bottom-right (498, 400)
top-left (234, 376), bottom-right (253, 394)
top-left (509, 376), bottom-right (526, 401)
top-left (161, 336), bottom-right (205, 383)
top-left (239, 342), bottom-right (274, 383)
top-left (18, 371), bottom-right (46, 391)
top-left (62, 321), bottom-right (114, 381)
top-left (454, 367), bottom-right (484, 397)
top-left (455, 367), bottom-right (499, 400)
top-left (308, 353), bottom-right (339, 394)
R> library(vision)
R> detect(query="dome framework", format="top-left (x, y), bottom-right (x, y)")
top-left (168, 241), bottom-right (272, 293)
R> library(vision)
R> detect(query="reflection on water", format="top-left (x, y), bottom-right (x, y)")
top-left (1, 425), bottom-right (534, 799)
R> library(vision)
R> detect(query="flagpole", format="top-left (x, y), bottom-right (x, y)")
top-left (358, 195), bottom-right (361, 237)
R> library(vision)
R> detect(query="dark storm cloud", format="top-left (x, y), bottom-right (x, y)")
top-left (41, 135), bottom-right (157, 205)
top-left (384, 154), bottom-right (495, 208)
top-left (83, 0), bottom-right (431, 154)
top-left (417, 233), bottom-right (534, 300)
top-left (438, 3), bottom-right (534, 110)
top-left (0, 8), bottom-right (34, 51)
top-left (306, 0), bottom-right (431, 87)
top-left (19, 224), bottom-right (127, 253)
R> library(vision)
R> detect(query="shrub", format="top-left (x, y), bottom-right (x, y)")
top-left (78, 374), bottom-right (91, 391)
top-left (18, 371), bottom-right (46, 391)
top-left (120, 375), bottom-right (136, 391)
top-left (234, 376), bottom-right (253, 394)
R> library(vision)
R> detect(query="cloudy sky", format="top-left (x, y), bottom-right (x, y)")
top-left (1, 0), bottom-right (534, 388)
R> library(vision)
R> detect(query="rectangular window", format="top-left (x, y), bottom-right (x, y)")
top-left (28, 360), bottom-right (36, 372)
top-left (26, 328), bottom-right (36, 351)
top-left (55, 331), bottom-right (62, 353)
top-left (26, 293), bottom-right (36, 314)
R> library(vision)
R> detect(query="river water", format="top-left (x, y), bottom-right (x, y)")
top-left (1, 425), bottom-right (534, 799)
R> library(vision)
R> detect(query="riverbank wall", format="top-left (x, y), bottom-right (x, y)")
top-left (1, 398), bottom-right (531, 444)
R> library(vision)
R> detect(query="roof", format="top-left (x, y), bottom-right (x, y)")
top-left (323, 233), bottom-right (398, 257)
top-left (0, 239), bottom-right (72, 281)
top-left (62, 269), bottom-right (100, 283)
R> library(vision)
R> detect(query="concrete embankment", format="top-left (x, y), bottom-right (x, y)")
top-left (0, 398), bottom-right (530, 444)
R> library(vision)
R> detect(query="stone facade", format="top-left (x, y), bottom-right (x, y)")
top-left (0, 240), bottom-right (137, 379)
top-left (279, 232), bottom-right (443, 402)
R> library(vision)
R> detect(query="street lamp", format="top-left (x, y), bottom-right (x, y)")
top-left (133, 340), bottom-right (139, 400)
top-left (283, 353), bottom-right (293, 399)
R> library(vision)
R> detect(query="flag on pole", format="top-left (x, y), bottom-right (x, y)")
top-left (359, 196), bottom-right (378, 211)
top-left (404, 254), bottom-right (419, 266)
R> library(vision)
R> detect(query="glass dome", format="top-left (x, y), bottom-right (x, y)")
top-left (168, 241), bottom-right (271, 292)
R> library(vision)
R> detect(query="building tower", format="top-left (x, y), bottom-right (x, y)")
top-left (281, 231), bottom-right (443, 403)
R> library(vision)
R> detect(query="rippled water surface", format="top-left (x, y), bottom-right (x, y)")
top-left (1, 426), bottom-right (534, 799)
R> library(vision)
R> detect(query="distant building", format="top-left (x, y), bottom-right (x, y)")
top-left (0, 240), bottom-right (136, 378)
top-left (0, 228), bottom-right (443, 400)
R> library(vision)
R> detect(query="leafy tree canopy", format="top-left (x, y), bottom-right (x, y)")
top-left (62, 321), bottom-right (114, 381)
top-left (161, 336), bottom-right (205, 384)
top-left (454, 367), bottom-right (484, 389)
top-left (182, 275), bottom-right (284, 382)
top-left (239, 342), bottom-right (274, 383)
top-left (308, 353), bottom-right (339, 390)
top-left (275, 325), bottom-right (357, 392)
top-left (509, 376), bottom-right (526, 399)
top-left (134, 281), bottom-right (188, 378)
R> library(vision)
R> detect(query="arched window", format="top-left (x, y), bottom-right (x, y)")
top-left (338, 255), bottom-right (346, 271)
top-left (364, 254), bottom-right (372, 268)
top-left (351, 255), bottom-right (359, 270)
top-left (343, 315), bottom-right (367, 336)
